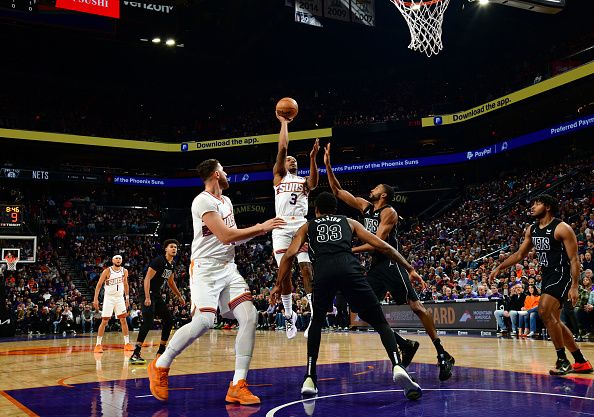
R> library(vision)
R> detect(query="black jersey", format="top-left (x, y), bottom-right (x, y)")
top-left (531, 219), bottom-right (569, 276)
top-left (146, 255), bottom-right (175, 296)
top-left (308, 215), bottom-right (353, 261)
top-left (362, 204), bottom-right (399, 265)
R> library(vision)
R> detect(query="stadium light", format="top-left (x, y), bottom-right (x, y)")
top-left (152, 37), bottom-right (161, 44)
top-left (479, 0), bottom-right (489, 4)
top-left (165, 39), bottom-right (176, 46)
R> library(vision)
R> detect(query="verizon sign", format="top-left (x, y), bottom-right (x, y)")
top-left (123, 1), bottom-right (174, 14)
top-left (55, 0), bottom-right (120, 18)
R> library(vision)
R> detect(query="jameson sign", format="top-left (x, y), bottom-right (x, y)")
top-left (351, 301), bottom-right (498, 330)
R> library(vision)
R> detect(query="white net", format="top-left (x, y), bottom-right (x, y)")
top-left (389, 0), bottom-right (451, 57)
top-left (5, 257), bottom-right (18, 271)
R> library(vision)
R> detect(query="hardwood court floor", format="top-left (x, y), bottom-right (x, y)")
top-left (0, 330), bottom-right (593, 416)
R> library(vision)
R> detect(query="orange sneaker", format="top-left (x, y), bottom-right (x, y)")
top-left (94, 345), bottom-right (103, 353)
top-left (124, 343), bottom-right (135, 351)
top-left (573, 360), bottom-right (594, 374)
top-left (225, 380), bottom-right (261, 405)
top-left (148, 359), bottom-right (170, 401)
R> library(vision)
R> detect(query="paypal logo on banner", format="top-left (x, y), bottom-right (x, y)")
top-left (434, 116), bottom-right (443, 125)
top-left (466, 152), bottom-right (474, 160)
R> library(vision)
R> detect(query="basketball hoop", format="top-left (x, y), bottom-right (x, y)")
top-left (5, 256), bottom-right (18, 271)
top-left (389, 0), bottom-right (451, 57)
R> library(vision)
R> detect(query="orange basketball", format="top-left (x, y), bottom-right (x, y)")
top-left (276, 97), bottom-right (298, 120)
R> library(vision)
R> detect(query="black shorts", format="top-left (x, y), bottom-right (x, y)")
top-left (312, 254), bottom-right (380, 315)
top-left (366, 260), bottom-right (419, 305)
top-left (541, 271), bottom-right (572, 305)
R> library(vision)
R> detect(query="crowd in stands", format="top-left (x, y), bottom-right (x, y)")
top-left (1, 155), bottom-right (593, 339)
top-left (0, 31), bottom-right (591, 143)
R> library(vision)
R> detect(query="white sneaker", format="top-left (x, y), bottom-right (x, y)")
top-left (285, 311), bottom-right (298, 339)
top-left (301, 376), bottom-right (318, 395)
top-left (527, 331), bottom-right (535, 337)
top-left (393, 365), bottom-right (422, 400)
top-left (304, 318), bottom-right (312, 339)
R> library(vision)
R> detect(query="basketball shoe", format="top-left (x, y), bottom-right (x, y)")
top-left (148, 359), bottom-right (169, 401)
top-left (285, 311), bottom-right (298, 339)
top-left (225, 380), bottom-right (260, 405)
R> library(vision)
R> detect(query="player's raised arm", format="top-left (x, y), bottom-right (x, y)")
top-left (306, 139), bottom-right (320, 190)
top-left (273, 114), bottom-right (291, 186)
top-left (324, 143), bottom-right (369, 213)
top-left (489, 225), bottom-right (534, 281)
top-left (202, 212), bottom-right (285, 245)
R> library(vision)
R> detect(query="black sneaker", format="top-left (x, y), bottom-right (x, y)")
top-left (400, 339), bottom-right (420, 368)
top-left (549, 358), bottom-right (572, 376)
top-left (438, 352), bottom-right (455, 381)
top-left (129, 352), bottom-right (147, 365)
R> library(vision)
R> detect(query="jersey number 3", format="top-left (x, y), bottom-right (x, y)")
top-left (316, 224), bottom-right (342, 242)
top-left (289, 193), bottom-right (298, 205)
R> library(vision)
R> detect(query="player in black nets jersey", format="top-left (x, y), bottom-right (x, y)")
top-left (271, 192), bottom-right (422, 400)
top-left (129, 239), bottom-right (186, 364)
top-left (490, 194), bottom-right (592, 375)
top-left (324, 143), bottom-right (454, 381)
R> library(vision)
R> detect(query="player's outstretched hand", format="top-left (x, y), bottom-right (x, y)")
top-left (269, 284), bottom-right (281, 306)
top-left (489, 267), bottom-right (499, 283)
top-left (310, 138), bottom-right (320, 159)
top-left (93, 299), bottom-right (99, 311)
top-left (276, 112), bottom-right (292, 123)
top-left (260, 217), bottom-right (286, 234)
top-left (409, 270), bottom-right (427, 290)
top-left (323, 143), bottom-right (331, 166)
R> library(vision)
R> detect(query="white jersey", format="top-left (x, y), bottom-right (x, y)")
top-left (274, 173), bottom-right (309, 217)
top-left (191, 191), bottom-right (237, 263)
top-left (104, 267), bottom-right (125, 297)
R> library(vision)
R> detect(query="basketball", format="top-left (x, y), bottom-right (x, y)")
top-left (276, 97), bottom-right (298, 120)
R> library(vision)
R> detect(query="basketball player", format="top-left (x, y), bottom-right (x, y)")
top-left (271, 192), bottom-right (422, 400)
top-left (147, 159), bottom-right (285, 403)
top-left (490, 194), bottom-right (592, 375)
top-left (129, 239), bottom-right (185, 365)
top-left (93, 255), bottom-right (134, 353)
top-left (273, 113), bottom-right (319, 339)
top-left (324, 143), bottom-right (455, 381)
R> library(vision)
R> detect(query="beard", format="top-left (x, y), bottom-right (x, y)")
top-left (219, 177), bottom-right (230, 190)
top-left (368, 193), bottom-right (380, 202)
top-left (288, 167), bottom-right (297, 174)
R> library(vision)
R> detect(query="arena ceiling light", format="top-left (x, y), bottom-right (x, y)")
top-left (479, 0), bottom-right (489, 4)
top-left (165, 39), bottom-right (176, 46)
top-left (152, 37), bottom-right (161, 44)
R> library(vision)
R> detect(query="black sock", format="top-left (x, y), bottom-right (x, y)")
top-left (306, 356), bottom-right (317, 378)
top-left (556, 348), bottom-right (568, 361)
top-left (133, 344), bottom-right (141, 354)
top-left (433, 338), bottom-right (446, 355)
top-left (392, 330), bottom-right (409, 350)
top-left (157, 344), bottom-right (166, 355)
top-left (571, 349), bottom-right (586, 363)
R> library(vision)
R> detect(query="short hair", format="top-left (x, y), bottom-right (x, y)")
top-left (197, 159), bottom-right (220, 181)
top-left (315, 192), bottom-right (337, 215)
top-left (531, 194), bottom-right (558, 214)
top-left (381, 184), bottom-right (395, 202)
top-left (163, 239), bottom-right (180, 252)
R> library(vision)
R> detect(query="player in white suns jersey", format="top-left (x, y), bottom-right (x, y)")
top-left (148, 159), bottom-right (284, 404)
top-left (92, 255), bottom-right (134, 353)
top-left (273, 113), bottom-right (320, 339)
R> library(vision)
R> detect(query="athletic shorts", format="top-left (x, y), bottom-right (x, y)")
top-left (312, 253), bottom-right (380, 314)
top-left (102, 294), bottom-right (127, 318)
top-left (272, 216), bottom-right (310, 265)
top-left (541, 271), bottom-right (572, 305)
top-left (366, 260), bottom-right (419, 305)
top-left (189, 258), bottom-right (252, 319)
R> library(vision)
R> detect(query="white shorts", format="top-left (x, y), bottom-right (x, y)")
top-left (272, 216), bottom-right (310, 266)
top-left (189, 259), bottom-right (252, 319)
top-left (102, 295), bottom-right (127, 318)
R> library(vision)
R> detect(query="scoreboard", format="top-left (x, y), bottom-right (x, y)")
top-left (0, 0), bottom-right (37, 12)
top-left (0, 205), bottom-right (23, 228)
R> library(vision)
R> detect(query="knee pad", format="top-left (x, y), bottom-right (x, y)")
top-left (187, 312), bottom-right (215, 338)
top-left (234, 303), bottom-right (257, 327)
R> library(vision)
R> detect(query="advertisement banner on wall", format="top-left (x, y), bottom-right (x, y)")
top-left (351, 301), bottom-right (498, 330)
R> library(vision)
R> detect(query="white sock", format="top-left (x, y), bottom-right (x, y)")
top-left (156, 312), bottom-right (214, 369)
top-left (306, 293), bottom-right (313, 315)
top-left (232, 302), bottom-right (257, 384)
top-left (124, 335), bottom-right (129, 344)
top-left (96, 336), bottom-right (102, 345)
top-left (282, 294), bottom-right (293, 318)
